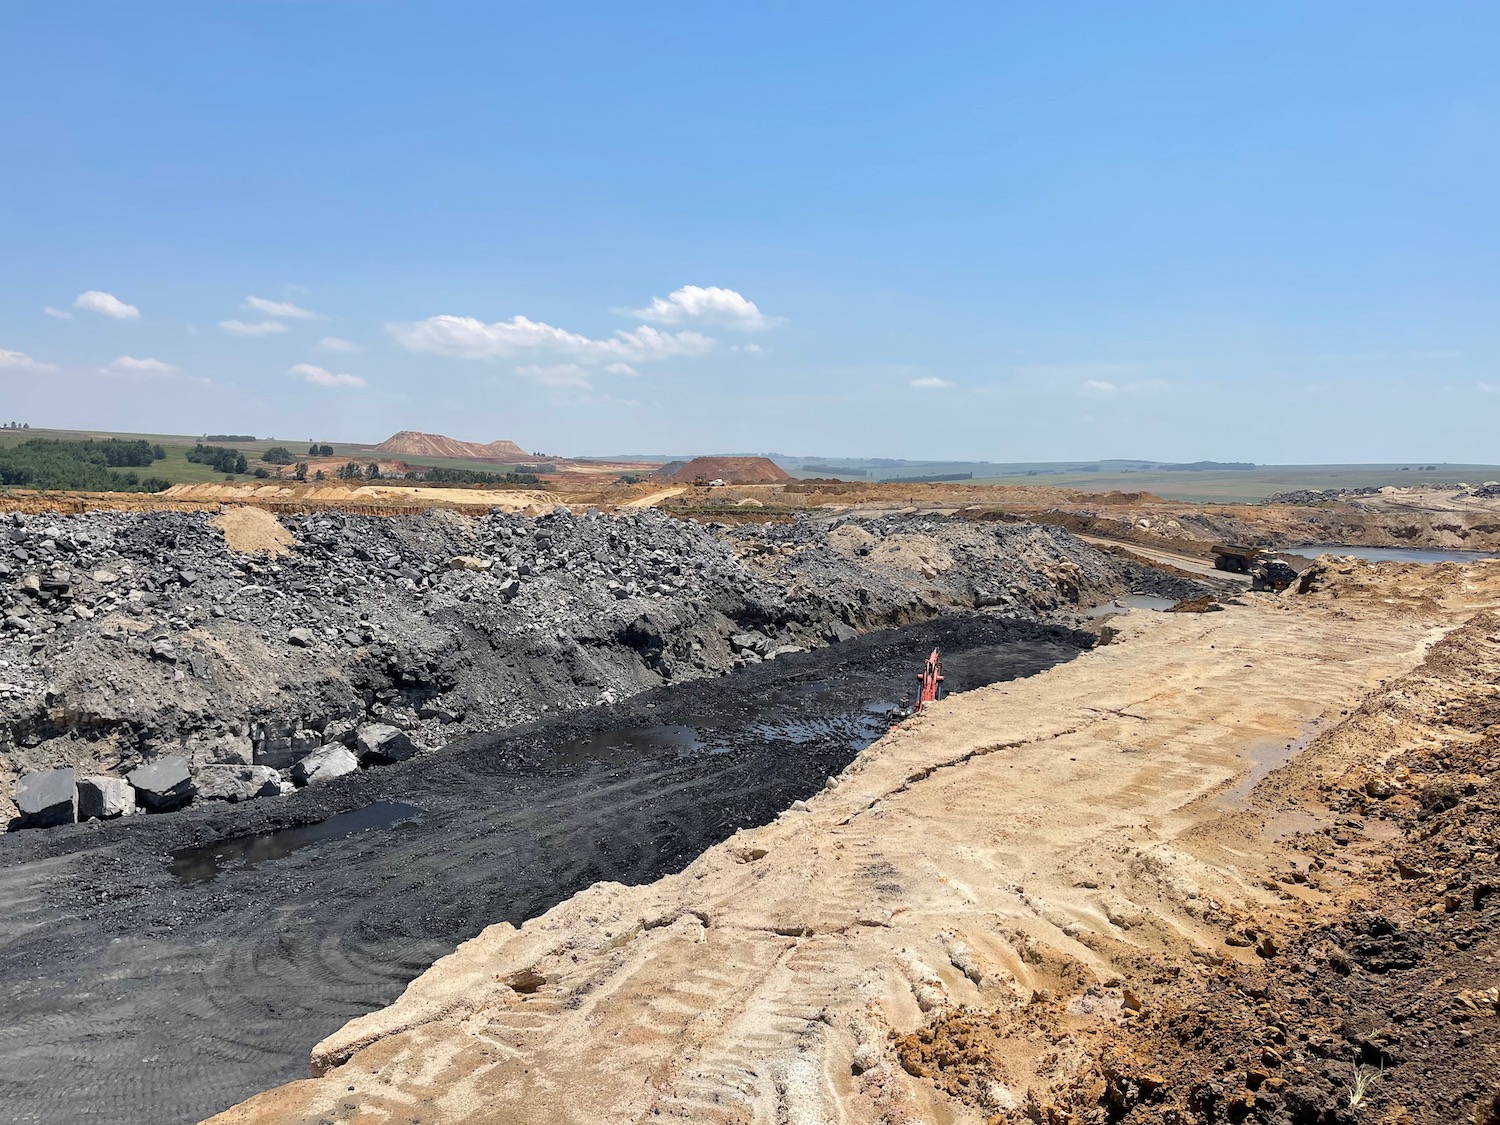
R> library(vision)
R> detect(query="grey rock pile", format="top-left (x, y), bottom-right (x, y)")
top-left (2, 505), bottom-right (1169, 829)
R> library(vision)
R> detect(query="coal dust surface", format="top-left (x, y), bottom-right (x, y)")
top-left (0, 613), bottom-right (1087, 1125)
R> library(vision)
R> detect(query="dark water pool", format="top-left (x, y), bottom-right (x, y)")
top-left (170, 801), bottom-right (424, 883)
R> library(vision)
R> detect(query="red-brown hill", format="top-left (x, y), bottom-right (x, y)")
top-left (372, 431), bottom-right (534, 461)
top-left (663, 456), bottom-right (792, 484)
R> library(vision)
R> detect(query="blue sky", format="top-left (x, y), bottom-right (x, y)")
top-left (2, 2), bottom-right (1496, 462)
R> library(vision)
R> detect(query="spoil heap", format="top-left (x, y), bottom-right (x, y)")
top-left (1, 508), bottom-right (1178, 826)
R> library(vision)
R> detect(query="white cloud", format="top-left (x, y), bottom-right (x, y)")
top-left (105, 356), bottom-right (178, 377)
top-left (1082, 378), bottom-right (1168, 397)
top-left (604, 362), bottom-right (638, 376)
top-left (74, 290), bottom-right (140, 319)
top-left (0, 348), bottom-right (58, 373)
top-left (516, 363), bottom-right (593, 389)
top-left (628, 285), bottom-right (771, 329)
top-left (1479, 382), bottom-right (1499, 394)
top-left (910, 377), bottom-right (954, 389)
top-left (390, 314), bottom-right (714, 365)
top-left (220, 319), bottom-right (289, 337)
top-left (43, 306), bottom-right (73, 320)
top-left (319, 336), bottom-right (363, 353)
top-left (289, 362), bottom-right (366, 388)
top-left (731, 343), bottom-right (764, 354)
top-left (245, 295), bottom-right (322, 320)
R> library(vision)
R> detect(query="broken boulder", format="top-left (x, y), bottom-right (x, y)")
top-left (127, 755), bottom-right (195, 812)
top-left (292, 744), bottom-right (360, 785)
top-left (195, 764), bottom-right (282, 803)
top-left (355, 723), bottom-right (417, 765)
top-left (78, 775), bottom-right (136, 820)
top-left (16, 767), bottom-right (77, 828)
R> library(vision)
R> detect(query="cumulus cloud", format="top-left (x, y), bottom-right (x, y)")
top-left (604, 362), bottom-right (638, 376)
top-left (516, 363), bottom-right (593, 389)
top-left (289, 362), bottom-right (366, 388)
top-left (731, 343), bottom-right (764, 354)
top-left (105, 356), bottom-right (178, 377)
top-left (0, 348), bottom-right (58, 373)
top-left (43, 306), bottom-right (73, 320)
top-left (910, 376), bottom-right (954, 389)
top-left (1480, 382), bottom-right (1499, 394)
top-left (390, 314), bottom-right (714, 365)
top-left (319, 336), bottom-right (362, 353)
top-left (628, 285), bottom-right (770, 329)
top-left (245, 295), bottom-right (322, 320)
top-left (74, 290), bottom-right (140, 319)
top-left (220, 319), bottom-right (289, 337)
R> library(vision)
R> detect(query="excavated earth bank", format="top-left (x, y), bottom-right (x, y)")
top-left (0, 507), bottom-right (1186, 824)
top-left (210, 559), bottom-right (1500, 1125)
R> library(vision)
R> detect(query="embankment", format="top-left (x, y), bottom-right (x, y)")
top-left (210, 559), bottom-right (1500, 1125)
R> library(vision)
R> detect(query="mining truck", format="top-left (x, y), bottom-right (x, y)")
top-left (1211, 544), bottom-right (1297, 593)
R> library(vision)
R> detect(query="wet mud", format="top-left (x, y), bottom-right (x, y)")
top-left (0, 612), bottom-right (1088, 1125)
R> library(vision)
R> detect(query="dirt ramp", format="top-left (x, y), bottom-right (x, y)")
top-left (208, 584), bottom-right (1471, 1125)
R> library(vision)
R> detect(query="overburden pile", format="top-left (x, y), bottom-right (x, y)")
top-left (0, 505), bottom-right (1187, 827)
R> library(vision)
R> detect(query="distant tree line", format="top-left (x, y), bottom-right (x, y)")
top-left (879, 471), bottom-right (973, 483)
top-left (414, 466), bottom-right (543, 486)
top-left (204, 434), bottom-right (255, 443)
top-left (186, 443), bottom-right (248, 475)
top-left (262, 446), bottom-right (296, 465)
top-left (2, 422), bottom-right (31, 430)
top-left (307, 443), bottom-right (334, 457)
top-left (0, 438), bottom-right (170, 492)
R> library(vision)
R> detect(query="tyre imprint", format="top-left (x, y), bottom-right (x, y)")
top-left (0, 615), bottom-right (1087, 1125)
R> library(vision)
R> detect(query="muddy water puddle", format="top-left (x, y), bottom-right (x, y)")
top-left (171, 801), bottom-right (424, 883)
top-left (1221, 726), bottom-right (1319, 807)
top-left (1087, 594), bottom-right (1178, 618)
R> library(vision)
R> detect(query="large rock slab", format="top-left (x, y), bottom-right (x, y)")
top-left (195, 764), bottom-right (282, 803)
top-left (16, 768), bottom-right (77, 828)
top-left (127, 755), bottom-right (195, 812)
top-left (355, 723), bottom-right (417, 765)
top-left (292, 744), bottom-right (359, 785)
top-left (78, 775), bottom-right (136, 819)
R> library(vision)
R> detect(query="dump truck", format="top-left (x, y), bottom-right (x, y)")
top-left (1211, 544), bottom-right (1297, 593)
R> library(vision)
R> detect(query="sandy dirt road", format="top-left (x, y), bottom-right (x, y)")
top-left (213, 562), bottom-right (1500, 1125)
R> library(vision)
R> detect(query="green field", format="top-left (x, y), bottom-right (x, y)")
top-left (0, 427), bottom-right (537, 486)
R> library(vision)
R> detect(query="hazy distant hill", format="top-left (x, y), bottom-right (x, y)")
top-left (372, 431), bottom-right (534, 461)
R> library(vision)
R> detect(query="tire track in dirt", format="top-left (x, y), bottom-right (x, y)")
top-left (0, 615), bottom-right (1085, 1125)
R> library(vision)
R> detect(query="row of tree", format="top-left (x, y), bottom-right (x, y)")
top-left (0, 439), bottom-right (171, 492)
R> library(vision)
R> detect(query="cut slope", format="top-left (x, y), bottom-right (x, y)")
top-left (372, 431), bottom-right (533, 461)
top-left (665, 456), bottom-right (792, 483)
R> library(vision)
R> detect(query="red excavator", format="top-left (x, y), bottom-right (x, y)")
top-left (892, 649), bottom-right (945, 725)
top-left (914, 648), bottom-right (944, 713)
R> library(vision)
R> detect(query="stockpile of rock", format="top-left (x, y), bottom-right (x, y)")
top-left (1, 505), bottom-right (1174, 829)
top-left (1266, 487), bottom-right (1382, 505)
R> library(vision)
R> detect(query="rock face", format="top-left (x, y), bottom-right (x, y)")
top-left (195, 764), bottom-right (282, 803)
top-left (0, 504), bottom-right (1186, 830)
top-left (355, 724), bottom-right (416, 765)
top-left (292, 744), bottom-right (360, 785)
top-left (15, 768), bottom-right (76, 828)
top-left (77, 775), bottom-right (136, 819)
top-left (127, 756), bottom-right (195, 812)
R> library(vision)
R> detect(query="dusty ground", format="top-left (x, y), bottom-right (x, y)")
top-left (209, 560), bottom-right (1500, 1125)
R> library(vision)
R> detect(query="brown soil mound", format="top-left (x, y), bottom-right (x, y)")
top-left (372, 430), bottom-right (533, 461)
top-left (665, 456), bottom-right (792, 484)
top-left (210, 506), bottom-right (295, 555)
